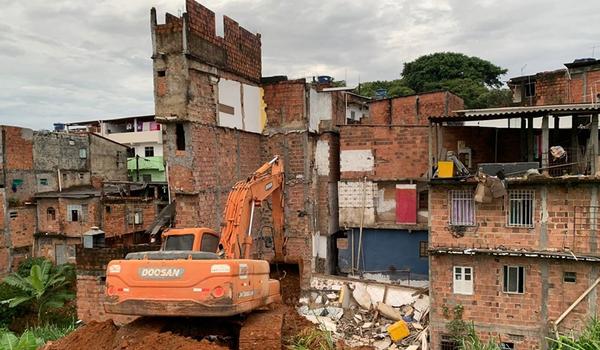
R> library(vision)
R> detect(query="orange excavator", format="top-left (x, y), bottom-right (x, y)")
top-left (104, 156), bottom-right (286, 319)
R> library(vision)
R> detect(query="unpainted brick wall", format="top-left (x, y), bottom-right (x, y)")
top-left (262, 79), bottom-right (307, 129)
top-left (75, 245), bottom-right (159, 324)
top-left (340, 125), bottom-right (429, 180)
top-left (8, 206), bottom-right (36, 248)
top-left (164, 123), bottom-right (263, 229)
top-left (57, 198), bottom-right (101, 237)
top-left (365, 91), bottom-right (462, 125)
top-left (429, 183), bottom-right (600, 254)
top-left (511, 65), bottom-right (600, 106)
top-left (102, 201), bottom-right (157, 238)
top-left (429, 254), bottom-right (599, 349)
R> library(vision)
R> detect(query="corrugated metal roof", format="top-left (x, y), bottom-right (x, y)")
top-left (430, 103), bottom-right (600, 122)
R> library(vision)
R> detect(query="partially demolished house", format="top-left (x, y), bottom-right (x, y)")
top-left (337, 92), bottom-right (463, 282)
top-left (150, 0), bottom-right (369, 285)
top-left (428, 59), bottom-right (600, 349)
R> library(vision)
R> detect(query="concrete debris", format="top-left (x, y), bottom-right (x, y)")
top-left (352, 284), bottom-right (373, 310)
top-left (377, 302), bottom-right (403, 321)
top-left (298, 280), bottom-right (430, 349)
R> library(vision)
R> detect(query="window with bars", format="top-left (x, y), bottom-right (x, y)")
top-left (449, 190), bottom-right (475, 226)
top-left (507, 190), bottom-right (535, 228)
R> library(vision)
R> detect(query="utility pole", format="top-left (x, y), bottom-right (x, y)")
top-left (136, 154), bottom-right (140, 182)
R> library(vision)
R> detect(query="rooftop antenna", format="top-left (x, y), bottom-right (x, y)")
top-left (521, 64), bottom-right (527, 76)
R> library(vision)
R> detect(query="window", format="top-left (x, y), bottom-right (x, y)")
top-left (164, 234), bottom-right (195, 250)
top-left (157, 70), bottom-right (166, 77)
top-left (116, 151), bottom-right (123, 168)
top-left (503, 266), bottom-right (524, 294)
top-left (39, 178), bottom-right (48, 186)
top-left (500, 342), bottom-right (515, 350)
top-left (419, 241), bottom-right (428, 257)
top-left (47, 207), bottom-right (56, 221)
top-left (144, 146), bottom-right (154, 157)
top-left (176, 123), bottom-right (186, 151)
top-left (78, 173), bottom-right (84, 180)
top-left (507, 190), bottom-right (534, 228)
top-left (9, 211), bottom-right (17, 219)
top-left (79, 148), bottom-right (87, 159)
top-left (449, 190), bottom-right (475, 226)
top-left (134, 210), bottom-right (143, 224)
top-left (142, 174), bottom-right (152, 182)
top-left (126, 147), bottom-right (135, 157)
top-left (564, 271), bottom-right (577, 283)
top-left (441, 335), bottom-right (459, 350)
top-left (524, 81), bottom-right (535, 97)
top-left (67, 204), bottom-right (83, 222)
top-left (201, 234), bottom-right (220, 253)
top-left (105, 206), bottom-right (111, 214)
top-left (453, 266), bottom-right (473, 295)
top-left (418, 190), bottom-right (428, 210)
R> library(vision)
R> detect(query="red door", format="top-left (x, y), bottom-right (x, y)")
top-left (395, 184), bottom-right (417, 224)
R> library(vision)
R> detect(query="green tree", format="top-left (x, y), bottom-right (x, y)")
top-left (401, 52), bottom-right (508, 108)
top-left (0, 330), bottom-right (43, 350)
top-left (356, 79), bottom-right (415, 98)
top-left (2, 260), bottom-right (75, 321)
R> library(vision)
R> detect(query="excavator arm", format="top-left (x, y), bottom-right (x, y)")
top-left (219, 156), bottom-right (285, 261)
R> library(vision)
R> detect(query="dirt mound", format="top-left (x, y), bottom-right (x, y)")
top-left (43, 319), bottom-right (228, 350)
top-left (43, 320), bottom-right (118, 350)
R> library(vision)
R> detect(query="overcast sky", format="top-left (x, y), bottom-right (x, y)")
top-left (1, 0), bottom-right (599, 130)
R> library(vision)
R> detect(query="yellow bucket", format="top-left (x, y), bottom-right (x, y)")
top-left (438, 161), bottom-right (454, 178)
top-left (387, 320), bottom-right (410, 342)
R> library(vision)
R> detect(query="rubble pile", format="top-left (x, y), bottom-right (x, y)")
top-left (297, 279), bottom-right (430, 350)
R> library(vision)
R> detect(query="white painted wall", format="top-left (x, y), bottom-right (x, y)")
top-left (346, 104), bottom-right (367, 122)
top-left (309, 88), bottom-right (332, 132)
top-left (134, 143), bottom-right (163, 157)
top-left (218, 78), bottom-right (243, 130)
top-left (340, 150), bottom-right (374, 172)
top-left (217, 78), bottom-right (264, 134)
top-left (315, 139), bottom-right (330, 176)
top-left (312, 233), bottom-right (328, 259)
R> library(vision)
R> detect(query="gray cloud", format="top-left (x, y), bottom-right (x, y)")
top-left (0, 0), bottom-right (598, 130)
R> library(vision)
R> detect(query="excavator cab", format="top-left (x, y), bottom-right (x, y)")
top-left (160, 228), bottom-right (220, 253)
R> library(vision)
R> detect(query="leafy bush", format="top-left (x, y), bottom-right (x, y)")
top-left (550, 318), bottom-right (600, 349)
top-left (2, 259), bottom-right (75, 321)
top-left (0, 329), bottom-right (43, 350)
top-left (0, 283), bottom-right (27, 328)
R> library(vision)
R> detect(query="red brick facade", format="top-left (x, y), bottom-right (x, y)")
top-left (509, 60), bottom-right (600, 106)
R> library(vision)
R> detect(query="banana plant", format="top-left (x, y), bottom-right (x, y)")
top-left (1, 260), bottom-right (75, 321)
top-left (0, 330), bottom-right (43, 350)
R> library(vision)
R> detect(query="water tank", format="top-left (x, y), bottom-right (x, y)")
top-left (53, 123), bottom-right (66, 132)
top-left (317, 75), bottom-right (333, 84)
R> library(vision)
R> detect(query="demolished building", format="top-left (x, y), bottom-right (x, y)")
top-left (428, 58), bottom-right (600, 349)
top-left (337, 91), bottom-right (463, 282)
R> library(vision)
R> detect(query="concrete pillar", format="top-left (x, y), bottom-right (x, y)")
top-left (591, 113), bottom-right (598, 175)
top-left (527, 117), bottom-right (534, 162)
top-left (542, 115), bottom-right (550, 174)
